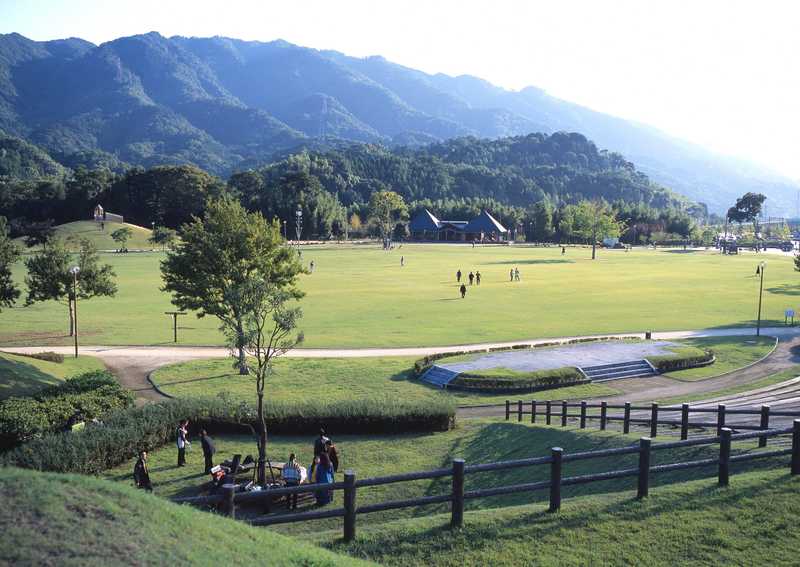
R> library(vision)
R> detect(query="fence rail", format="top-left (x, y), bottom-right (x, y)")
top-left (173, 421), bottom-right (800, 541)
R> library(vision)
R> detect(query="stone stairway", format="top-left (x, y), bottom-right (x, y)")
top-left (580, 360), bottom-right (656, 382)
top-left (421, 366), bottom-right (460, 388)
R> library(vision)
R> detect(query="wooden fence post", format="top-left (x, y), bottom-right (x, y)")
top-left (759, 405), bottom-right (770, 448)
top-left (681, 404), bottom-right (689, 440)
top-left (561, 401), bottom-right (568, 427)
top-left (518, 400), bottom-right (523, 422)
top-left (623, 402), bottom-right (631, 434)
top-left (580, 401), bottom-right (587, 429)
top-left (650, 403), bottom-right (659, 438)
top-left (531, 400), bottom-right (537, 424)
top-left (343, 470), bottom-right (357, 541)
top-left (549, 447), bottom-right (563, 512)
top-left (546, 401), bottom-right (552, 425)
top-left (792, 421), bottom-right (800, 476)
top-left (222, 484), bottom-right (236, 519)
top-left (505, 400), bottom-right (510, 421)
top-left (637, 438), bottom-right (651, 499)
top-left (451, 459), bottom-right (465, 527)
top-left (718, 428), bottom-right (731, 486)
top-left (600, 401), bottom-right (607, 431)
top-left (717, 404), bottom-right (726, 437)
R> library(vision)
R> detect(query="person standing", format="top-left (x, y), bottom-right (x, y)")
top-left (475, 271), bottom-right (481, 285)
top-left (468, 271), bottom-right (474, 285)
top-left (176, 420), bottom-right (189, 467)
top-left (510, 268), bottom-right (514, 282)
top-left (309, 260), bottom-right (315, 273)
top-left (457, 269), bottom-right (462, 283)
top-left (199, 430), bottom-right (216, 474)
top-left (400, 256), bottom-right (404, 267)
top-left (282, 453), bottom-right (303, 510)
top-left (460, 283), bottom-right (467, 298)
top-left (315, 452), bottom-right (335, 506)
top-left (514, 267), bottom-right (521, 281)
top-left (325, 440), bottom-right (339, 475)
top-left (561, 246), bottom-right (566, 255)
top-left (133, 451), bottom-right (152, 491)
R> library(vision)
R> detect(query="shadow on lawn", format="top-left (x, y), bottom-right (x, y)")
top-left (0, 357), bottom-right (61, 399)
top-left (486, 259), bottom-right (575, 266)
top-left (766, 284), bottom-right (800, 296)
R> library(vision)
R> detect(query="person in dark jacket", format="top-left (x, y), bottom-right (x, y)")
top-left (325, 440), bottom-right (339, 474)
top-left (456, 269), bottom-right (462, 283)
top-left (460, 283), bottom-right (467, 298)
top-left (313, 428), bottom-right (330, 456)
top-left (199, 429), bottom-right (216, 474)
top-left (176, 420), bottom-right (189, 467)
top-left (133, 451), bottom-right (152, 491)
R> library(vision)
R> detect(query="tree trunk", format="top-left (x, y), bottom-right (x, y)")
top-left (236, 318), bottom-right (249, 375)
top-left (591, 241), bottom-right (597, 260)
top-left (257, 390), bottom-right (267, 486)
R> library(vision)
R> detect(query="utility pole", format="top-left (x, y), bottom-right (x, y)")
top-left (756, 262), bottom-right (766, 336)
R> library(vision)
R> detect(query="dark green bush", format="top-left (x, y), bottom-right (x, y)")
top-left (1, 396), bottom-right (456, 475)
top-left (647, 348), bottom-right (714, 373)
top-left (0, 371), bottom-right (134, 450)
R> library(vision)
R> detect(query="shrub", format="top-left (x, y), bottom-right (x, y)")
top-left (647, 347), bottom-right (714, 373)
top-left (450, 367), bottom-right (587, 393)
top-left (0, 371), bottom-right (134, 450)
top-left (1, 396), bottom-right (456, 475)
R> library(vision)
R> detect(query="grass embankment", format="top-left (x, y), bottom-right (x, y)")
top-left (149, 357), bottom-right (618, 407)
top-left (0, 245), bottom-right (796, 347)
top-left (0, 467), bottom-right (372, 567)
top-left (15, 220), bottom-right (155, 252)
top-left (659, 365), bottom-right (800, 406)
top-left (661, 336), bottom-right (776, 381)
top-left (320, 467), bottom-right (800, 567)
top-left (0, 352), bottom-right (104, 399)
top-left (103, 419), bottom-right (788, 534)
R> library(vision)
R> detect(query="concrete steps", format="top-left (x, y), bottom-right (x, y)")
top-left (420, 366), bottom-right (460, 388)
top-left (580, 360), bottom-right (656, 382)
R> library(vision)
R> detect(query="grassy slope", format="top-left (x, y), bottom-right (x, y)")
top-left (0, 467), bottom-right (372, 567)
top-left (149, 356), bottom-right (618, 407)
top-left (102, 419), bottom-right (788, 535)
top-left (320, 467), bottom-right (800, 567)
top-left (15, 220), bottom-right (155, 251)
top-left (663, 336), bottom-right (776, 381)
top-left (0, 352), bottom-right (104, 399)
top-left (0, 245), bottom-right (797, 347)
top-left (658, 365), bottom-right (800, 405)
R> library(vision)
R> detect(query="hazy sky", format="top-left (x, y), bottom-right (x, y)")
top-left (2, 0), bottom-right (799, 179)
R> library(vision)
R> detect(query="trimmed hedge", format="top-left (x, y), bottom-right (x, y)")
top-left (2, 351), bottom-right (65, 363)
top-left (1, 396), bottom-right (456, 475)
top-left (0, 371), bottom-right (134, 450)
top-left (646, 347), bottom-right (714, 373)
top-left (449, 367), bottom-right (588, 393)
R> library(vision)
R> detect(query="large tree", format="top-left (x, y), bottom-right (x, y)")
top-left (568, 200), bottom-right (624, 260)
top-left (25, 238), bottom-right (117, 335)
top-left (161, 196), bottom-right (304, 374)
top-left (222, 279), bottom-right (303, 485)
top-left (0, 216), bottom-right (20, 311)
top-left (727, 192), bottom-right (766, 238)
top-left (110, 226), bottom-right (133, 252)
top-left (148, 226), bottom-right (177, 250)
top-left (368, 190), bottom-right (408, 239)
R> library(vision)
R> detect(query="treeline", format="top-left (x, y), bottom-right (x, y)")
top-left (1, 133), bottom-right (703, 241)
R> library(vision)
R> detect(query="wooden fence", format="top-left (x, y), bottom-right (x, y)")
top-left (501, 399), bottom-right (800, 445)
top-left (173, 420), bottom-right (800, 541)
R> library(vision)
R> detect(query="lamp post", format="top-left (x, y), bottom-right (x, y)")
top-left (756, 261), bottom-right (766, 336)
top-left (282, 220), bottom-right (287, 240)
top-left (295, 205), bottom-right (303, 252)
top-left (70, 266), bottom-right (80, 358)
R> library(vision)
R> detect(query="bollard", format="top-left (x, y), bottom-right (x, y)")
top-left (719, 428), bottom-right (731, 486)
top-left (549, 448), bottom-right (563, 512)
top-left (600, 401), bottom-right (607, 431)
top-left (637, 438), bottom-right (651, 499)
top-left (222, 483), bottom-right (236, 519)
top-left (759, 405), bottom-right (770, 448)
top-left (717, 405), bottom-right (726, 437)
top-left (451, 459), bottom-right (465, 527)
top-left (343, 470), bottom-right (357, 541)
top-left (580, 401), bottom-right (587, 429)
top-left (561, 401), bottom-right (568, 427)
top-left (650, 403), bottom-right (659, 438)
top-left (623, 402), bottom-right (631, 434)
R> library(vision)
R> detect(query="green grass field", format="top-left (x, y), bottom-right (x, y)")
top-left (1, 244), bottom-right (797, 348)
top-left (662, 336), bottom-right (777, 381)
top-left (320, 467), bottom-right (800, 566)
top-left (658, 365), bottom-right (800, 405)
top-left (149, 356), bottom-right (619, 407)
top-left (15, 220), bottom-right (155, 252)
top-left (0, 467), bottom-right (371, 567)
top-left (0, 352), bottom-right (105, 399)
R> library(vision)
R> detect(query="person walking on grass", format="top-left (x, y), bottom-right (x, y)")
top-left (457, 269), bottom-right (462, 283)
top-left (400, 255), bottom-right (404, 267)
top-left (133, 450), bottom-right (152, 491)
top-left (460, 283), bottom-right (467, 298)
top-left (510, 268), bottom-right (514, 282)
top-left (514, 267), bottom-right (520, 281)
top-left (176, 420), bottom-right (189, 467)
top-left (468, 271), bottom-right (474, 285)
top-left (562, 246), bottom-right (566, 255)
top-left (199, 429), bottom-right (216, 474)
top-left (476, 271), bottom-right (481, 285)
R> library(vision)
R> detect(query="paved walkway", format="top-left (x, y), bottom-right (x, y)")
top-left (4, 326), bottom-right (799, 403)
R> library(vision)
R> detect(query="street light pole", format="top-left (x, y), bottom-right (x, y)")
top-left (70, 266), bottom-right (80, 358)
top-left (756, 261), bottom-right (766, 336)
top-left (295, 205), bottom-right (303, 253)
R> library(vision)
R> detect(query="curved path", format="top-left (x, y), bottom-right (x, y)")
top-left (4, 326), bottom-right (800, 403)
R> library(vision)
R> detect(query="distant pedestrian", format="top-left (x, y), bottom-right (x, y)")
top-left (510, 268), bottom-right (514, 282)
top-left (460, 283), bottom-right (467, 298)
top-left (472, 241), bottom-right (475, 248)
top-left (468, 271), bottom-right (474, 285)
top-left (457, 269), bottom-right (462, 283)
top-left (476, 271), bottom-right (481, 285)
top-left (309, 260), bottom-right (315, 273)
top-left (199, 429), bottom-right (216, 474)
top-left (176, 420), bottom-right (189, 467)
top-left (400, 256), bottom-right (404, 267)
top-left (514, 267), bottom-right (520, 281)
top-left (561, 246), bottom-right (566, 255)
top-left (133, 450), bottom-right (152, 491)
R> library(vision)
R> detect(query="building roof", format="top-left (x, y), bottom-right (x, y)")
top-left (464, 210), bottom-right (508, 233)
top-left (409, 209), bottom-right (441, 231)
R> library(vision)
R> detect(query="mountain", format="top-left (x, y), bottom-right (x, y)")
top-left (0, 31), bottom-right (796, 214)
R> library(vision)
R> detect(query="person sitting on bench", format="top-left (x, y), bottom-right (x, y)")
top-left (282, 453), bottom-right (303, 510)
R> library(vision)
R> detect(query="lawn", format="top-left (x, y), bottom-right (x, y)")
top-left (320, 467), bottom-right (800, 567)
top-left (0, 467), bottom-right (371, 567)
top-left (149, 356), bottom-right (619, 407)
top-left (15, 220), bottom-right (155, 252)
top-left (102, 419), bottom-right (788, 535)
top-left (0, 352), bottom-right (105, 399)
top-left (1, 244), bottom-right (797, 348)
top-left (658, 365), bottom-right (800, 406)
top-left (662, 336), bottom-right (777, 381)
